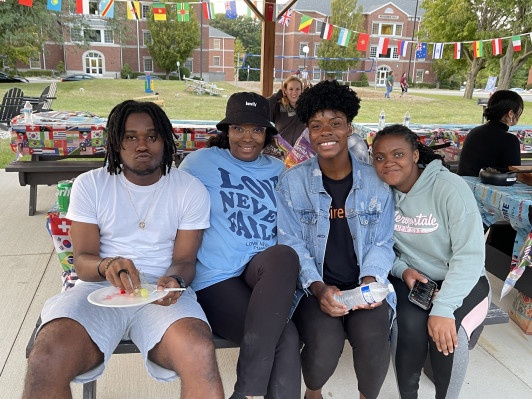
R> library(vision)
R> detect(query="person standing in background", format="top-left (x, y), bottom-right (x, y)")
top-left (400, 73), bottom-right (408, 97)
top-left (386, 71), bottom-right (394, 99)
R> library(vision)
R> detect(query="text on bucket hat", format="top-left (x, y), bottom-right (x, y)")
top-left (216, 92), bottom-right (277, 135)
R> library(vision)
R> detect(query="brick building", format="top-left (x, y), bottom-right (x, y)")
top-left (276, 0), bottom-right (434, 87)
top-left (19, 2), bottom-right (235, 81)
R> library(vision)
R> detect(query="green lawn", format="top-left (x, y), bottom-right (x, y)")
top-left (2, 80), bottom-right (531, 169)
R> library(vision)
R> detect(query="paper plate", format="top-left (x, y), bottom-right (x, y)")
top-left (87, 284), bottom-right (167, 307)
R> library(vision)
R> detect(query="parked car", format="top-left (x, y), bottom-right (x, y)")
top-left (0, 72), bottom-right (29, 83)
top-left (60, 74), bottom-right (95, 82)
top-left (510, 87), bottom-right (525, 93)
top-left (136, 75), bottom-right (162, 80)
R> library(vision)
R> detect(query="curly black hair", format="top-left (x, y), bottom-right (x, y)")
top-left (373, 124), bottom-right (444, 167)
top-left (104, 100), bottom-right (176, 175)
top-left (207, 124), bottom-right (274, 149)
top-left (295, 79), bottom-right (361, 125)
top-left (484, 90), bottom-right (524, 122)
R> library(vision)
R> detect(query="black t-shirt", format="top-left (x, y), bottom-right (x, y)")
top-left (322, 173), bottom-right (359, 290)
top-left (458, 120), bottom-right (521, 176)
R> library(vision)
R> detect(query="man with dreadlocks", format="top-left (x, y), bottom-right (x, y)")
top-left (23, 100), bottom-right (224, 398)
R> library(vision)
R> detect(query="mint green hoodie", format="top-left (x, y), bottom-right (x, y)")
top-left (391, 160), bottom-right (487, 319)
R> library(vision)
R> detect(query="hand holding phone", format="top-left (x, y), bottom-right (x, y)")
top-left (409, 276), bottom-right (437, 310)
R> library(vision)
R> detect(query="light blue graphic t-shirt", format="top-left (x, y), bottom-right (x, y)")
top-left (179, 147), bottom-right (286, 291)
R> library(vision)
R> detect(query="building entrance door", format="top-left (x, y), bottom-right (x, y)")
top-left (84, 52), bottom-right (103, 75)
top-left (377, 67), bottom-right (390, 87)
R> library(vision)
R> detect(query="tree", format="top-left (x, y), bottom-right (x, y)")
top-left (316, 0), bottom-right (365, 80)
top-left (146, 4), bottom-right (200, 79)
top-left (210, 15), bottom-right (262, 81)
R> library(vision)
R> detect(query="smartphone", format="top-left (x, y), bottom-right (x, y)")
top-left (408, 277), bottom-right (437, 310)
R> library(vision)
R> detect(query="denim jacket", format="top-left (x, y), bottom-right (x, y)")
top-left (276, 150), bottom-right (397, 317)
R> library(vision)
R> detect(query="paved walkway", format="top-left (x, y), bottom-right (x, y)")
top-left (0, 169), bottom-right (531, 398)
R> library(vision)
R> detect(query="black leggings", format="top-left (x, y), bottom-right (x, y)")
top-left (390, 275), bottom-right (490, 399)
top-left (196, 245), bottom-right (301, 399)
top-left (292, 293), bottom-right (391, 399)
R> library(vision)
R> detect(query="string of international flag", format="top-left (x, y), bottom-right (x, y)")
top-left (7, 0), bottom-right (532, 58)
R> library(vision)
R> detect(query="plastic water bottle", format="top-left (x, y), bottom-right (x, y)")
top-left (378, 110), bottom-right (386, 130)
top-left (403, 111), bottom-right (411, 128)
top-left (333, 282), bottom-right (394, 308)
top-left (23, 101), bottom-right (33, 125)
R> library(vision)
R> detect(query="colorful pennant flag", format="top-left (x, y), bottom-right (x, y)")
top-left (416, 42), bottom-right (427, 59)
top-left (298, 14), bottom-right (313, 34)
top-left (153, 3), bottom-right (166, 21)
top-left (320, 22), bottom-right (333, 40)
top-left (398, 40), bottom-right (408, 57)
top-left (225, 1), bottom-right (237, 19)
top-left (377, 37), bottom-right (389, 54)
top-left (432, 43), bottom-right (444, 59)
top-left (265, 2), bottom-right (275, 21)
top-left (100, 0), bottom-right (114, 18)
top-left (76, 0), bottom-right (89, 14)
top-left (177, 3), bottom-right (189, 22)
top-left (127, 1), bottom-right (140, 20)
top-left (337, 28), bottom-right (351, 47)
top-left (19, 0), bottom-right (32, 6)
top-left (47, 0), bottom-right (61, 12)
top-left (246, 1), bottom-right (257, 19)
top-left (278, 9), bottom-right (292, 26)
top-left (202, 1), bottom-right (215, 20)
top-left (512, 36), bottom-right (521, 51)
top-left (454, 42), bottom-right (462, 59)
top-left (473, 41), bottom-right (483, 58)
top-left (492, 38), bottom-right (502, 55)
top-left (356, 33), bottom-right (369, 51)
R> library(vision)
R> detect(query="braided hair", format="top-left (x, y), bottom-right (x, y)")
top-left (104, 100), bottom-right (176, 175)
top-left (373, 124), bottom-right (444, 167)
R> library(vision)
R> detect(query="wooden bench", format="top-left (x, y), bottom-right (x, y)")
top-left (25, 317), bottom-right (238, 399)
top-left (133, 95), bottom-right (165, 107)
top-left (5, 157), bottom-right (104, 216)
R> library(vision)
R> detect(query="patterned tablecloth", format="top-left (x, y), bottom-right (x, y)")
top-left (9, 111), bottom-right (219, 157)
top-left (353, 123), bottom-right (532, 164)
top-left (462, 176), bottom-right (532, 267)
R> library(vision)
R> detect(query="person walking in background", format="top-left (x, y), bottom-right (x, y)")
top-left (179, 92), bottom-right (301, 399)
top-left (277, 80), bottom-right (396, 399)
top-left (23, 100), bottom-right (223, 398)
top-left (386, 71), bottom-right (394, 98)
top-left (267, 75), bottom-right (306, 147)
top-left (372, 124), bottom-right (490, 399)
top-left (400, 72), bottom-right (408, 97)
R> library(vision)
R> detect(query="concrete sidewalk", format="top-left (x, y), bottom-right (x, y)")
top-left (0, 169), bottom-right (531, 398)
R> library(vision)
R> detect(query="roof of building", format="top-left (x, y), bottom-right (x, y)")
top-left (209, 26), bottom-right (235, 39)
top-left (286, 0), bottom-right (424, 17)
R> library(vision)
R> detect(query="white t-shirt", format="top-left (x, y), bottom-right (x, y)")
top-left (67, 167), bottom-right (210, 277)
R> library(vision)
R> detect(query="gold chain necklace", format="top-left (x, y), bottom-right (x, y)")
top-left (123, 174), bottom-right (161, 230)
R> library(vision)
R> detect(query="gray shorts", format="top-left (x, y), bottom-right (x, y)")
top-left (38, 276), bottom-right (209, 383)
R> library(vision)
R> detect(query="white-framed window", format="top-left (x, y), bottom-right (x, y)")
top-left (185, 58), bottom-right (193, 71)
top-left (371, 22), bottom-right (403, 36)
top-left (314, 43), bottom-right (320, 57)
top-left (213, 39), bottom-right (221, 50)
top-left (142, 4), bottom-right (150, 19)
top-left (213, 56), bottom-right (220, 67)
top-left (104, 30), bottom-right (113, 44)
top-left (143, 57), bottom-right (153, 72)
top-left (29, 56), bottom-right (40, 69)
top-left (84, 29), bottom-right (102, 43)
top-left (370, 46), bottom-right (396, 59)
top-left (370, 46), bottom-right (377, 58)
top-left (84, 51), bottom-right (104, 75)
top-left (70, 27), bottom-right (83, 42)
top-left (299, 42), bottom-right (309, 56)
top-left (143, 31), bottom-right (152, 46)
top-left (416, 69), bottom-right (424, 83)
top-left (315, 20), bottom-right (323, 34)
top-left (392, 47), bottom-right (399, 59)
top-left (89, 0), bottom-right (98, 15)
top-left (312, 67), bottom-right (320, 81)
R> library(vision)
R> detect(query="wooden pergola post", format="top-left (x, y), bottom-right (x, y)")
top-left (243, 0), bottom-right (298, 97)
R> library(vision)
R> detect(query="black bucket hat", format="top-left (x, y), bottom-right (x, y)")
top-left (216, 92), bottom-right (277, 136)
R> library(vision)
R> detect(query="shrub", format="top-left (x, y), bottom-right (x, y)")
top-left (360, 72), bottom-right (369, 87)
top-left (121, 63), bottom-right (133, 79)
top-left (55, 61), bottom-right (65, 74)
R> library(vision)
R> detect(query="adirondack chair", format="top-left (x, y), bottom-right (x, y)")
top-left (0, 87), bottom-right (25, 129)
top-left (34, 85), bottom-right (51, 113)
top-left (42, 81), bottom-right (56, 111)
